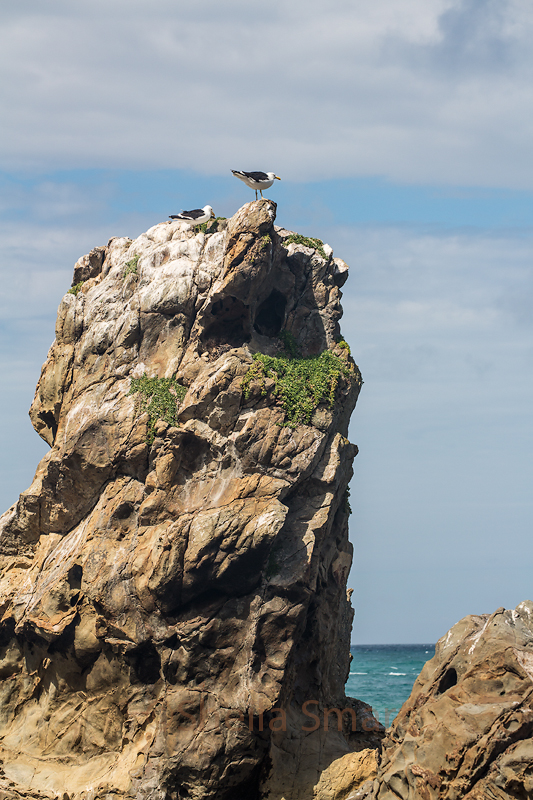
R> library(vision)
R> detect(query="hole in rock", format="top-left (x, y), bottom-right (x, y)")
top-left (163, 633), bottom-right (179, 649)
top-left (38, 411), bottom-right (58, 440)
top-left (48, 620), bottom-right (77, 655)
top-left (437, 667), bottom-right (458, 694)
top-left (113, 501), bottom-right (134, 520)
top-left (69, 591), bottom-right (80, 607)
top-left (202, 296), bottom-right (251, 350)
top-left (253, 289), bottom-right (287, 337)
top-left (0, 618), bottom-right (15, 648)
top-left (68, 564), bottom-right (83, 590)
top-left (178, 433), bottom-right (211, 473)
top-left (125, 641), bottom-right (161, 684)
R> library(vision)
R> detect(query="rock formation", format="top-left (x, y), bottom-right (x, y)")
top-left (0, 201), bottom-right (381, 800)
top-left (374, 601), bottom-right (533, 799)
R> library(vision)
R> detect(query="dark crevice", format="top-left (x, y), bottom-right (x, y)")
top-left (124, 641), bottom-right (162, 684)
top-left (38, 411), bottom-right (58, 441)
top-left (67, 564), bottom-right (83, 589)
top-left (437, 667), bottom-right (458, 694)
top-left (69, 591), bottom-right (80, 606)
top-left (202, 296), bottom-right (251, 350)
top-left (163, 633), bottom-right (179, 649)
top-left (178, 433), bottom-right (212, 471)
top-left (0, 617), bottom-right (15, 648)
top-left (166, 589), bottom-right (230, 624)
top-left (253, 290), bottom-right (287, 337)
top-left (112, 501), bottom-right (135, 520)
top-left (47, 618), bottom-right (77, 655)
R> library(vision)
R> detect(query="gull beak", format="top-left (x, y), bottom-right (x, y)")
top-left (211, 210), bottom-right (216, 218)
top-left (275, 176), bottom-right (281, 180)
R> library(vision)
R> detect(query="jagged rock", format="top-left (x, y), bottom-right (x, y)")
top-left (0, 201), bottom-right (379, 800)
top-left (314, 749), bottom-right (378, 800)
top-left (375, 601), bottom-right (533, 800)
top-left (72, 245), bottom-right (107, 285)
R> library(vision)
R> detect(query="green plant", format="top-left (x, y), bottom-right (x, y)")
top-left (123, 254), bottom-right (140, 278)
top-left (198, 216), bottom-right (227, 233)
top-left (68, 281), bottom-right (85, 296)
top-left (337, 339), bottom-right (351, 355)
top-left (343, 487), bottom-right (352, 515)
top-left (279, 329), bottom-right (300, 359)
top-left (128, 375), bottom-right (187, 444)
top-left (282, 233), bottom-right (328, 261)
top-left (242, 345), bottom-right (351, 428)
top-left (260, 234), bottom-right (271, 251)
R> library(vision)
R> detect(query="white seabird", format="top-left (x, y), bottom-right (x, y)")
top-left (231, 171), bottom-right (281, 200)
top-left (169, 205), bottom-right (215, 226)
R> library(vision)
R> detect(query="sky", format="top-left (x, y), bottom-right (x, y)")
top-left (1, 0), bottom-right (532, 644)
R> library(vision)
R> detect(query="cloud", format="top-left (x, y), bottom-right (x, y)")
top-left (2, 1), bottom-right (532, 643)
top-left (2, 0), bottom-right (533, 187)
top-left (333, 220), bottom-right (533, 642)
top-left (322, 223), bottom-right (533, 387)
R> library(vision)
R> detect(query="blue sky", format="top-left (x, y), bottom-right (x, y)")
top-left (1, 0), bottom-right (532, 643)
top-left (5, 169), bottom-right (533, 228)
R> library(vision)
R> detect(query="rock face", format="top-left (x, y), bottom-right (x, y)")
top-left (0, 201), bottom-right (380, 800)
top-left (375, 601), bottom-right (533, 800)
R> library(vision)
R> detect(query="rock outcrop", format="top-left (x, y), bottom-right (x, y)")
top-left (374, 601), bottom-right (533, 800)
top-left (0, 201), bottom-right (380, 800)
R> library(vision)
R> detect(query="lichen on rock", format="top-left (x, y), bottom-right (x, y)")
top-left (0, 200), bottom-right (378, 800)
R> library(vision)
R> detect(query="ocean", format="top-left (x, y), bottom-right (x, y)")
top-left (345, 644), bottom-right (435, 728)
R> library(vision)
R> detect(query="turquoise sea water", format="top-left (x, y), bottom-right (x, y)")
top-left (345, 644), bottom-right (435, 728)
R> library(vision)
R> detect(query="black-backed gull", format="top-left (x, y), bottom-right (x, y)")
top-left (231, 171), bottom-right (281, 200)
top-left (169, 205), bottom-right (215, 226)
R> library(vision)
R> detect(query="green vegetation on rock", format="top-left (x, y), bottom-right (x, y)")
top-left (198, 216), bottom-right (227, 233)
top-left (278, 329), bottom-right (300, 359)
top-left (129, 375), bottom-right (187, 444)
top-left (282, 233), bottom-right (328, 261)
top-left (344, 487), bottom-right (352, 515)
top-left (123, 254), bottom-right (140, 278)
top-left (242, 334), bottom-right (352, 427)
top-left (68, 281), bottom-right (85, 296)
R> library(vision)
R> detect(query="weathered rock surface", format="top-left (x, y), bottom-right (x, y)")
top-left (0, 201), bottom-right (380, 800)
top-left (374, 601), bottom-right (533, 800)
top-left (314, 749), bottom-right (378, 800)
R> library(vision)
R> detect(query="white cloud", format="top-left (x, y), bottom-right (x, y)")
top-left (321, 223), bottom-right (533, 386)
top-left (336, 220), bottom-right (533, 642)
top-left (2, 0), bottom-right (533, 187)
top-left (351, 298), bottom-right (501, 334)
top-left (0, 219), bottom-right (107, 321)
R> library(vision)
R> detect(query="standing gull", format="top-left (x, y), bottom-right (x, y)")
top-left (169, 205), bottom-right (215, 226)
top-left (231, 171), bottom-right (281, 200)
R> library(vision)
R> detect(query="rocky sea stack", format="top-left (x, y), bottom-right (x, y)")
top-left (375, 601), bottom-right (533, 800)
top-left (0, 201), bottom-right (382, 800)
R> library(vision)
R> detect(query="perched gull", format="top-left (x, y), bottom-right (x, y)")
top-left (231, 171), bottom-right (281, 200)
top-left (169, 205), bottom-right (215, 226)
